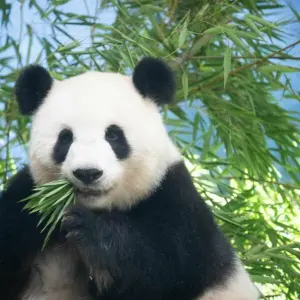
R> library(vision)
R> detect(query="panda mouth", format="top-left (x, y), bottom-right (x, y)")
top-left (74, 186), bottom-right (112, 197)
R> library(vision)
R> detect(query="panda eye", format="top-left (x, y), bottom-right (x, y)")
top-left (105, 125), bottom-right (121, 141)
top-left (107, 133), bottom-right (118, 141)
top-left (58, 128), bottom-right (73, 143)
top-left (105, 124), bottom-right (131, 160)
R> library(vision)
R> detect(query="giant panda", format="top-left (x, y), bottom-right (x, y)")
top-left (0, 57), bottom-right (260, 300)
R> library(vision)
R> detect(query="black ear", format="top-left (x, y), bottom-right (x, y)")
top-left (14, 65), bottom-right (53, 115)
top-left (132, 57), bottom-right (175, 105)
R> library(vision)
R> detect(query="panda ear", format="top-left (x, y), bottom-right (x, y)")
top-left (14, 65), bottom-right (53, 115)
top-left (132, 57), bottom-right (175, 105)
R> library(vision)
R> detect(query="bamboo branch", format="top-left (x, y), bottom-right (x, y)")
top-left (200, 39), bottom-right (300, 90)
top-left (190, 55), bottom-right (300, 60)
top-left (224, 176), bottom-right (300, 190)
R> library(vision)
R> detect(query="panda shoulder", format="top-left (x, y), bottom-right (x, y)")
top-left (0, 167), bottom-right (34, 203)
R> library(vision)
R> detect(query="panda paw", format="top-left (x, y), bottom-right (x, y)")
top-left (61, 204), bottom-right (97, 250)
top-left (61, 204), bottom-right (113, 289)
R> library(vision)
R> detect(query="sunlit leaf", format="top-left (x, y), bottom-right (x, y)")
top-left (246, 14), bottom-right (278, 29)
top-left (178, 24), bottom-right (187, 49)
top-left (223, 47), bottom-right (232, 88)
top-left (182, 71), bottom-right (189, 100)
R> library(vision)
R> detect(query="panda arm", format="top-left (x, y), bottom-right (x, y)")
top-left (62, 204), bottom-right (178, 298)
top-left (0, 167), bottom-right (44, 298)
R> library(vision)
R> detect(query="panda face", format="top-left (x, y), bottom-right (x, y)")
top-left (17, 60), bottom-right (181, 210)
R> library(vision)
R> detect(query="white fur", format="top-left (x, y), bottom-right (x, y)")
top-left (29, 71), bottom-right (181, 210)
top-left (197, 260), bottom-right (260, 300)
top-left (22, 244), bottom-right (92, 300)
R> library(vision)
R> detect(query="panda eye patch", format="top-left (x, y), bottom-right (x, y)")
top-left (53, 128), bottom-right (73, 164)
top-left (58, 128), bottom-right (73, 143)
top-left (105, 125), bottom-right (131, 160)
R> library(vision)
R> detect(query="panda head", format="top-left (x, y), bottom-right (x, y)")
top-left (15, 58), bottom-right (181, 210)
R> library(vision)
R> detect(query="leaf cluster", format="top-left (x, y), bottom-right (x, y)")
top-left (21, 179), bottom-right (74, 249)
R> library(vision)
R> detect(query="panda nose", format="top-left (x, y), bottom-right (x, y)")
top-left (73, 168), bottom-right (103, 184)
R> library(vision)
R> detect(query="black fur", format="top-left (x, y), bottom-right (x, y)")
top-left (15, 65), bottom-right (53, 115)
top-left (105, 125), bottom-right (131, 160)
top-left (133, 57), bottom-right (175, 105)
top-left (53, 128), bottom-right (74, 164)
top-left (0, 162), bottom-right (236, 300)
top-left (0, 168), bottom-right (44, 299)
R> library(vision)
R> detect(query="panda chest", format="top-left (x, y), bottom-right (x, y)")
top-left (21, 244), bottom-right (92, 300)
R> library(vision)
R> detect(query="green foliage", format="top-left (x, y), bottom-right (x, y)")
top-left (0, 0), bottom-right (299, 298)
top-left (21, 179), bottom-right (74, 249)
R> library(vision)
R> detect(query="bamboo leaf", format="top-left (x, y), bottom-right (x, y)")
top-left (223, 47), bottom-right (232, 88)
top-left (246, 14), bottom-right (278, 29)
top-left (178, 25), bottom-right (187, 49)
top-left (226, 31), bottom-right (251, 54)
top-left (244, 17), bottom-right (262, 36)
top-left (20, 179), bottom-right (75, 247)
top-left (203, 27), bottom-right (224, 35)
top-left (182, 71), bottom-right (189, 100)
top-left (251, 275), bottom-right (281, 284)
top-left (259, 65), bottom-right (299, 73)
